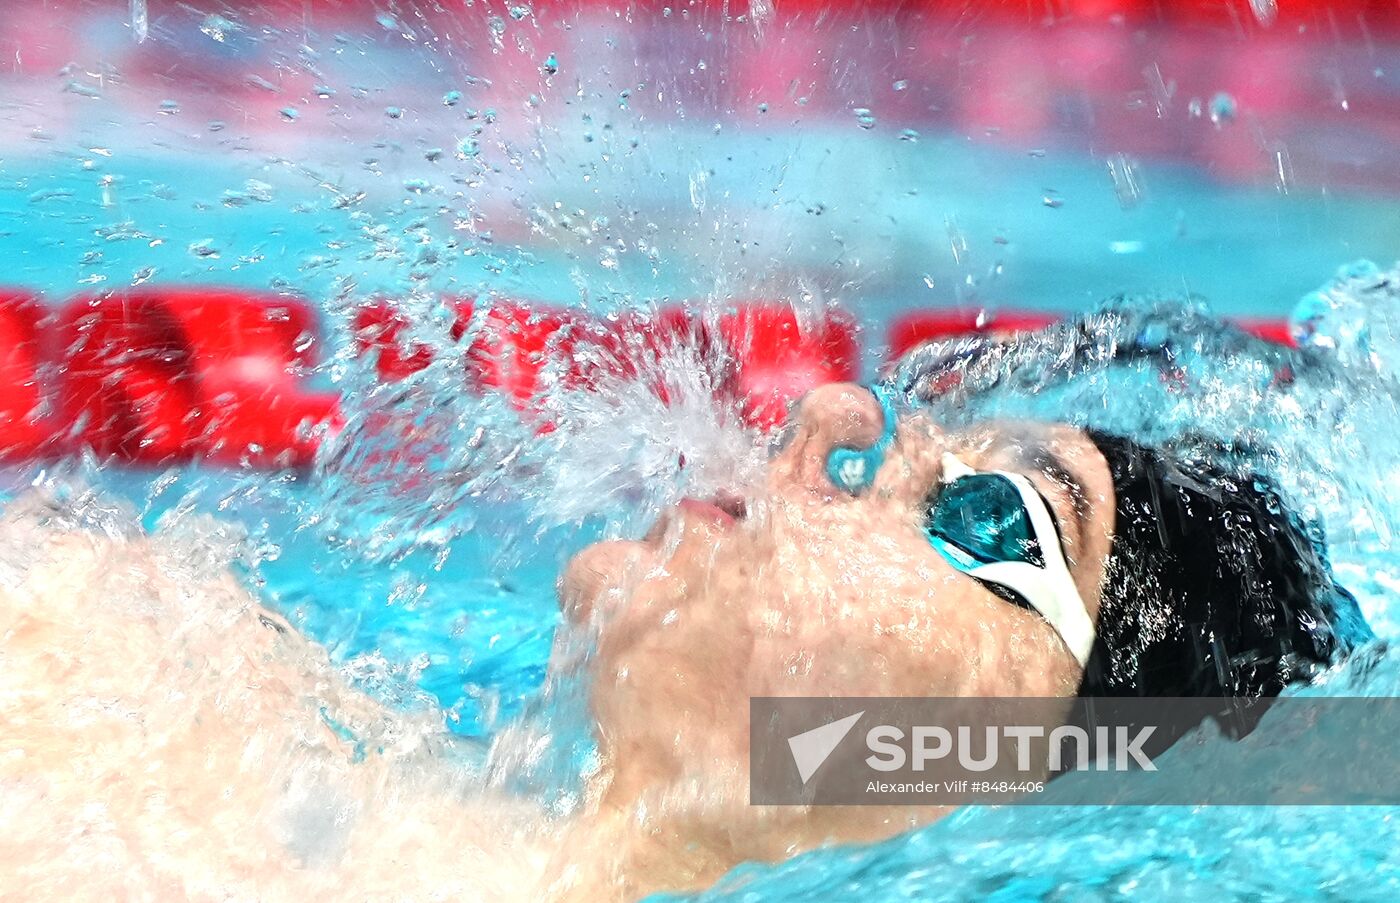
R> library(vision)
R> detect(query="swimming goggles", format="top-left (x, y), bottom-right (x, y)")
top-left (926, 453), bottom-right (1097, 667)
top-left (824, 384), bottom-right (1096, 668)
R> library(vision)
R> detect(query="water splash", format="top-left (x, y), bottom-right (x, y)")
top-left (314, 303), bottom-right (764, 564)
top-left (892, 295), bottom-right (1400, 585)
top-left (1292, 260), bottom-right (1400, 378)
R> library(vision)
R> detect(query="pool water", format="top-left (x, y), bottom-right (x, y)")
top-left (4, 1), bottom-right (1400, 899)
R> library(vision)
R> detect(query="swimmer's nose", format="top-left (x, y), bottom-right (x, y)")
top-left (768, 382), bottom-right (890, 496)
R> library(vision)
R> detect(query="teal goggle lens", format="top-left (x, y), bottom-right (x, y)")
top-left (926, 474), bottom-right (1044, 569)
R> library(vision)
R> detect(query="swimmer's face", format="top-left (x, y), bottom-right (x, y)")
top-left (559, 383), bottom-right (1117, 790)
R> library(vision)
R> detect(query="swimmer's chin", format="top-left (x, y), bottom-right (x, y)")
top-left (560, 499), bottom-right (749, 622)
top-left (559, 539), bottom-right (651, 624)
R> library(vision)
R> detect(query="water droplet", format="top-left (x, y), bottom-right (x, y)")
top-left (1142, 63), bottom-right (1174, 118)
top-left (456, 137), bottom-right (480, 158)
top-left (188, 239), bottom-right (220, 259)
top-left (403, 178), bottom-right (431, 194)
top-left (1273, 145), bottom-right (1295, 194)
top-left (892, 79), bottom-right (908, 92)
top-left (922, 274), bottom-right (936, 290)
top-left (1209, 92), bottom-right (1237, 126)
top-left (443, 90), bottom-right (462, 107)
top-left (245, 179), bottom-right (273, 202)
top-left (757, 102), bottom-right (769, 113)
top-left (130, 0), bottom-right (148, 44)
top-left (542, 53), bottom-right (559, 76)
top-left (1188, 97), bottom-right (1203, 118)
top-left (315, 85), bottom-right (335, 99)
top-left (63, 81), bottom-right (101, 100)
top-left (386, 106), bottom-right (403, 119)
top-left (1042, 193), bottom-right (1064, 209)
top-left (899, 128), bottom-right (920, 142)
top-left (1249, 0), bottom-right (1277, 27)
top-left (425, 148), bottom-right (443, 162)
top-left (1106, 153), bottom-right (1144, 209)
top-left (199, 14), bottom-right (235, 42)
top-left (157, 99), bottom-right (180, 115)
top-left (28, 188), bottom-right (73, 204)
top-left (853, 108), bottom-right (876, 130)
top-left (749, 0), bottom-right (774, 37)
top-left (946, 217), bottom-right (968, 266)
top-left (221, 179), bottom-right (273, 207)
top-left (280, 107), bottom-right (299, 121)
top-left (509, 5), bottom-right (532, 20)
top-left (689, 169), bottom-right (708, 213)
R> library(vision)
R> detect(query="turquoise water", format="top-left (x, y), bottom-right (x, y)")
top-left (14, 135), bottom-right (1400, 738)
top-left (11, 136), bottom-right (1400, 341)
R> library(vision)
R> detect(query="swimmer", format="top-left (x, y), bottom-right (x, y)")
top-left (0, 319), bottom-right (1371, 902)
top-left (555, 379), bottom-right (1371, 896)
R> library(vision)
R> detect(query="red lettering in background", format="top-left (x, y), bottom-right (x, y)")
top-left (57, 289), bottom-right (339, 468)
top-left (353, 298), bottom-right (858, 431)
top-left (0, 290), bottom-right (51, 461)
top-left (720, 305), bottom-right (860, 430)
top-left (1, 286), bottom-right (1303, 469)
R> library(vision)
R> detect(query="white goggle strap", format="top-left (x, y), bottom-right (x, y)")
top-left (939, 454), bottom-right (1098, 668)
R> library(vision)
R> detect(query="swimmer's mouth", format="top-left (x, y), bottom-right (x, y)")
top-left (663, 492), bottom-right (748, 533)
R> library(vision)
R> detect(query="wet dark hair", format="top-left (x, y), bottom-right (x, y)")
top-left (1079, 431), bottom-right (1372, 700)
